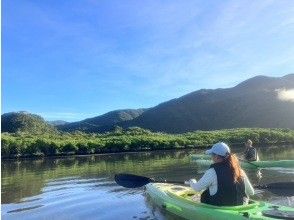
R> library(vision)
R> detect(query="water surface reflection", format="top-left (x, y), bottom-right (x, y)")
top-left (2, 146), bottom-right (293, 220)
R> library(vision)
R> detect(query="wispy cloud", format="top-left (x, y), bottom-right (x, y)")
top-left (8, 0), bottom-right (294, 88)
top-left (3, 0), bottom-right (294, 118)
top-left (97, 0), bottom-right (294, 94)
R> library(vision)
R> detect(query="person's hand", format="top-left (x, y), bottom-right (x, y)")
top-left (256, 170), bottom-right (262, 179)
top-left (184, 180), bottom-right (190, 185)
top-left (184, 179), bottom-right (197, 185)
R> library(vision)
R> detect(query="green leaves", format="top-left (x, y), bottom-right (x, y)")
top-left (1, 128), bottom-right (294, 158)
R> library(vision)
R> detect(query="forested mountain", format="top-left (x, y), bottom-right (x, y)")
top-left (2, 74), bottom-right (294, 134)
top-left (121, 74), bottom-right (294, 133)
top-left (1, 112), bottom-right (56, 133)
top-left (57, 109), bottom-right (146, 132)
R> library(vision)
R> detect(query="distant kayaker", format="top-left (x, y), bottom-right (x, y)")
top-left (185, 142), bottom-right (254, 206)
top-left (243, 139), bottom-right (259, 161)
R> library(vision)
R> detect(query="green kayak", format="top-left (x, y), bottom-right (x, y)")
top-left (146, 183), bottom-right (294, 220)
top-left (190, 155), bottom-right (294, 169)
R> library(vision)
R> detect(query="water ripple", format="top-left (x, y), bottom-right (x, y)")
top-left (7, 205), bottom-right (44, 213)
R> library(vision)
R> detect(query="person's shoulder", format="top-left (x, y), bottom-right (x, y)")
top-left (206, 167), bottom-right (217, 175)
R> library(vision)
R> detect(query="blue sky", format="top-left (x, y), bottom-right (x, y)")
top-left (2, 0), bottom-right (294, 121)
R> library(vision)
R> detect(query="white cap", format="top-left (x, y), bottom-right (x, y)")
top-left (206, 142), bottom-right (231, 157)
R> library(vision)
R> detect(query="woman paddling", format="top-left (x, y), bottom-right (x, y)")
top-left (186, 142), bottom-right (254, 206)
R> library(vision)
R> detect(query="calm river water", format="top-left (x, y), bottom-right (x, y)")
top-left (2, 145), bottom-right (294, 220)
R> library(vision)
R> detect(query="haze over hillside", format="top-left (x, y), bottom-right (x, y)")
top-left (2, 74), bottom-right (294, 134)
top-left (48, 120), bottom-right (69, 126)
top-left (56, 109), bottom-right (146, 132)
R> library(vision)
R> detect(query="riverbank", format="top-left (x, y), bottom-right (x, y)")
top-left (2, 127), bottom-right (294, 159)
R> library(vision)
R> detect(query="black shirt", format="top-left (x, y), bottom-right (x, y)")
top-left (201, 162), bottom-right (247, 206)
top-left (244, 147), bottom-right (258, 161)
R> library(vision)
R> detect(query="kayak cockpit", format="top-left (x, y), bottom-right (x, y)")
top-left (146, 183), bottom-right (294, 220)
top-left (165, 185), bottom-right (260, 211)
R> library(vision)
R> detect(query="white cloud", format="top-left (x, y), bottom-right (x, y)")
top-left (276, 89), bottom-right (294, 102)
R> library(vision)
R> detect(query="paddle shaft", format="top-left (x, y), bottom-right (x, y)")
top-left (238, 157), bottom-right (259, 168)
top-left (153, 180), bottom-right (184, 184)
top-left (153, 181), bottom-right (292, 190)
top-left (115, 173), bottom-right (293, 190)
top-left (154, 180), bottom-right (292, 190)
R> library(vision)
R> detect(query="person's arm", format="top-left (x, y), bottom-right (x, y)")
top-left (255, 148), bottom-right (260, 161)
top-left (241, 170), bottom-right (254, 196)
top-left (242, 149), bottom-right (248, 160)
top-left (188, 168), bottom-right (216, 192)
top-left (253, 148), bottom-right (258, 161)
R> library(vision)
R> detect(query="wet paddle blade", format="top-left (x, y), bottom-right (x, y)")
top-left (267, 189), bottom-right (294, 196)
top-left (114, 173), bottom-right (154, 188)
top-left (255, 182), bottom-right (294, 196)
top-left (256, 182), bottom-right (294, 189)
top-left (263, 209), bottom-right (294, 219)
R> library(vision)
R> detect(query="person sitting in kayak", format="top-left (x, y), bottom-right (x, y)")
top-left (243, 139), bottom-right (259, 161)
top-left (186, 142), bottom-right (254, 206)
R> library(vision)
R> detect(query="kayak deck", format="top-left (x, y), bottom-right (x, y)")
top-left (190, 155), bottom-right (294, 169)
top-left (146, 183), bottom-right (294, 220)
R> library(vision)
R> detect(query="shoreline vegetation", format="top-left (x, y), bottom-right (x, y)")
top-left (1, 127), bottom-right (294, 159)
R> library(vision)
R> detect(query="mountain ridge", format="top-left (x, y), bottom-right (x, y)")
top-left (56, 108), bottom-right (146, 132)
top-left (2, 74), bottom-right (294, 133)
top-left (118, 74), bottom-right (294, 133)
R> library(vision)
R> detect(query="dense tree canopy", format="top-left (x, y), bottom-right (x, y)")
top-left (2, 127), bottom-right (294, 158)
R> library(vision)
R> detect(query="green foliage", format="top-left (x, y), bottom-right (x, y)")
top-left (1, 112), bottom-right (56, 134)
top-left (60, 143), bottom-right (78, 153)
top-left (1, 128), bottom-right (294, 158)
top-left (35, 139), bottom-right (59, 155)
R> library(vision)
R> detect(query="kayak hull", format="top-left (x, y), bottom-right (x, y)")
top-left (190, 155), bottom-right (294, 169)
top-left (146, 183), bottom-right (294, 220)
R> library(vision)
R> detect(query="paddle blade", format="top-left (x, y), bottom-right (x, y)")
top-left (265, 182), bottom-right (294, 189)
top-left (256, 182), bottom-right (294, 196)
top-left (267, 189), bottom-right (294, 197)
top-left (114, 173), bottom-right (154, 188)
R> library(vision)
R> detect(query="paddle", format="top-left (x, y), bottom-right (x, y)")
top-left (254, 182), bottom-right (294, 196)
top-left (115, 173), bottom-right (294, 196)
top-left (114, 173), bottom-right (183, 188)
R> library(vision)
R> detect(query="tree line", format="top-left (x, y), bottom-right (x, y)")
top-left (2, 127), bottom-right (294, 158)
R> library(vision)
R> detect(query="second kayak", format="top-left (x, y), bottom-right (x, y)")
top-left (190, 155), bottom-right (294, 169)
